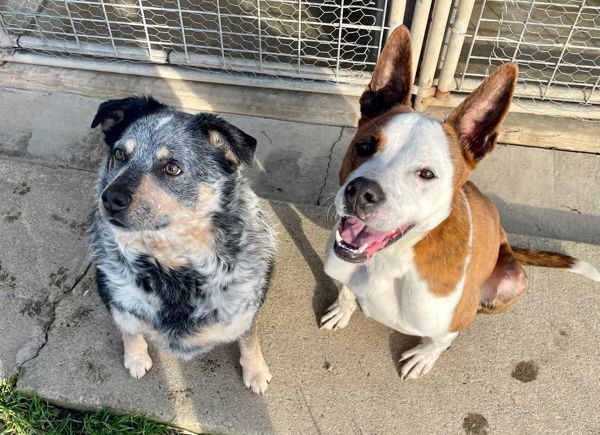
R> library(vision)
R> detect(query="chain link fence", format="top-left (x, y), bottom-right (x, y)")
top-left (455, 0), bottom-right (599, 112)
top-left (1, 0), bottom-right (599, 116)
top-left (0, 0), bottom-right (390, 83)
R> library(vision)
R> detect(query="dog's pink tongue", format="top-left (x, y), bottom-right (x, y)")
top-left (339, 217), bottom-right (388, 247)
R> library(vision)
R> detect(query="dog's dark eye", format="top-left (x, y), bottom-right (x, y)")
top-left (114, 148), bottom-right (126, 161)
top-left (418, 169), bottom-right (436, 180)
top-left (356, 137), bottom-right (376, 156)
top-left (165, 162), bottom-right (182, 176)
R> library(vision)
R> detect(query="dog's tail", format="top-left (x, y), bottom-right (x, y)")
top-left (512, 247), bottom-right (600, 282)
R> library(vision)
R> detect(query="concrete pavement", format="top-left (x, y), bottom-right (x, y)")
top-left (0, 85), bottom-right (599, 433)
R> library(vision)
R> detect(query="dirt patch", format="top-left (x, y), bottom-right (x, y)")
top-left (512, 360), bottom-right (539, 383)
top-left (0, 261), bottom-right (17, 289)
top-left (20, 299), bottom-right (48, 318)
top-left (4, 211), bottom-right (22, 223)
top-left (200, 357), bottom-right (221, 373)
top-left (462, 413), bottom-right (489, 434)
top-left (49, 266), bottom-right (69, 289)
top-left (13, 182), bottom-right (30, 196)
top-left (67, 306), bottom-right (94, 327)
top-left (51, 214), bottom-right (87, 234)
top-left (168, 388), bottom-right (192, 403)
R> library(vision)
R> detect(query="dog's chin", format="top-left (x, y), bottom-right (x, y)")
top-left (333, 216), bottom-right (414, 263)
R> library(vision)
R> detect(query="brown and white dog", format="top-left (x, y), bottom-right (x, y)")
top-left (320, 26), bottom-right (600, 380)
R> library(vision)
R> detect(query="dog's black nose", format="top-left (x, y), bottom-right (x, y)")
top-left (102, 188), bottom-right (131, 213)
top-left (344, 177), bottom-right (385, 217)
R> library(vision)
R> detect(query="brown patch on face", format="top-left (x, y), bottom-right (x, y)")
top-left (123, 139), bottom-right (136, 154)
top-left (116, 176), bottom-right (216, 269)
top-left (339, 107), bottom-right (411, 185)
top-left (156, 147), bottom-right (170, 159)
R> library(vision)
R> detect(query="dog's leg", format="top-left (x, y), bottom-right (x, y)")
top-left (399, 332), bottom-right (457, 380)
top-left (238, 321), bottom-right (272, 394)
top-left (320, 285), bottom-right (358, 330)
top-left (122, 332), bottom-right (153, 379)
top-left (479, 242), bottom-right (527, 314)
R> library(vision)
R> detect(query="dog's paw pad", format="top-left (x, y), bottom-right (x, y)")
top-left (241, 360), bottom-right (272, 394)
top-left (124, 353), bottom-right (153, 379)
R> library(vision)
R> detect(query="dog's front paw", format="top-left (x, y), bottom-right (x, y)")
top-left (241, 357), bottom-right (272, 394)
top-left (124, 351), bottom-right (153, 379)
top-left (399, 335), bottom-right (455, 380)
top-left (320, 299), bottom-right (356, 330)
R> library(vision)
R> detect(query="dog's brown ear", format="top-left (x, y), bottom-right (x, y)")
top-left (446, 63), bottom-right (518, 165)
top-left (195, 114), bottom-right (257, 168)
top-left (91, 96), bottom-right (166, 147)
top-left (359, 25), bottom-right (412, 120)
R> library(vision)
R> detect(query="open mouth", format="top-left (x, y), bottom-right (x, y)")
top-left (334, 216), bottom-right (414, 263)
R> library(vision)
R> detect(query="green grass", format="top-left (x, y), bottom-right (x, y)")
top-left (0, 377), bottom-right (182, 435)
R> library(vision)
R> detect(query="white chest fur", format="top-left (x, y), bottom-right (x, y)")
top-left (324, 233), bottom-right (464, 338)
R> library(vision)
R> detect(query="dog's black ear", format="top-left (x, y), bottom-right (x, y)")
top-left (446, 63), bottom-right (518, 165)
top-left (195, 114), bottom-right (257, 168)
top-left (91, 96), bottom-right (166, 147)
top-left (359, 25), bottom-right (412, 121)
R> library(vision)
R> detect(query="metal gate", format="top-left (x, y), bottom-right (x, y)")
top-left (1, 0), bottom-right (599, 118)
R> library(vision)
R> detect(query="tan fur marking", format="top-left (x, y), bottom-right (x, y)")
top-left (181, 310), bottom-right (254, 348)
top-left (124, 139), bottom-right (136, 154)
top-left (156, 147), bottom-right (170, 159)
top-left (116, 176), bottom-right (216, 269)
top-left (448, 182), bottom-right (502, 331)
top-left (208, 129), bottom-right (239, 165)
top-left (413, 191), bottom-right (470, 298)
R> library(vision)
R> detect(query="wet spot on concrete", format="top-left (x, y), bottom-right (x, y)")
top-left (3, 211), bottom-right (21, 223)
top-left (49, 266), bottom-right (69, 289)
top-left (0, 261), bottom-right (17, 289)
top-left (512, 360), bottom-right (539, 383)
top-left (13, 182), bottom-right (30, 196)
top-left (462, 413), bottom-right (489, 434)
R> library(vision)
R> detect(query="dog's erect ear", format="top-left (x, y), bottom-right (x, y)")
top-left (195, 114), bottom-right (257, 168)
top-left (359, 25), bottom-right (412, 120)
top-left (91, 96), bottom-right (165, 147)
top-left (446, 63), bottom-right (518, 164)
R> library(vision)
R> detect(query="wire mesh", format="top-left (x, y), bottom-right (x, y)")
top-left (0, 0), bottom-right (390, 84)
top-left (457, 0), bottom-right (600, 109)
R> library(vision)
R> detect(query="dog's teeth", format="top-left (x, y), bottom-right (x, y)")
top-left (358, 244), bottom-right (368, 253)
top-left (336, 231), bottom-right (342, 243)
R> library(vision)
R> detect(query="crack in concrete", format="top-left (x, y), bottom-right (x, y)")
top-left (316, 126), bottom-right (345, 206)
top-left (15, 262), bottom-right (93, 378)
